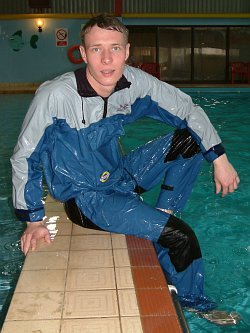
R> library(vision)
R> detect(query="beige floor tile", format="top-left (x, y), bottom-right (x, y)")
top-left (66, 267), bottom-right (116, 290)
top-left (45, 194), bottom-right (57, 203)
top-left (111, 233), bottom-right (127, 248)
top-left (63, 290), bottom-right (119, 318)
top-left (57, 222), bottom-right (72, 235)
top-left (68, 250), bottom-right (114, 268)
top-left (36, 235), bottom-right (71, 252)
top-left (113, 248), bottom-right (131, 267)
top-left (121, 317), bottom-right (143, 333)
top-left (47, 210), bottom-right (69, 219)
top-left (72, 224), bottom-right (109, 235)
top-left (15, 270), bottom-right (66, 292)
top-left (70, 235), bottom-right (112, 250)
top-left (23, 251), bottom-right (69, 270)
top-left (45, 201), bottom-right (64, 211)
top-left (118, 289), bottom-right (140, 316)
top-left (6, 292), bottom-right (64, 320)
top-left (61, 318), bottom-right (121, 333)
top-left (46, 221), bottom-right (72, 236)
top-left (1, 320), bottom-right (61, 333)
top-left (115, 267), bottom-right (134, 289)
top-left (45, 210), bottom-right (69, 221)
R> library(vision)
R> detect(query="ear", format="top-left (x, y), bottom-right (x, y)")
top-left (125, 43), bottom-right (130, 62)
top-left (79, 45), bottom-right (87, 63)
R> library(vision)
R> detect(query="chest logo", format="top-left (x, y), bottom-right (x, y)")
top-left (100, 171), bottom-right (110, 183)
top-left (117, 104), bottom-right (129, 112)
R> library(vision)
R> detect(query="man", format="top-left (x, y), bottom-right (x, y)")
top-left (11, 14), bottom-right (239, 312)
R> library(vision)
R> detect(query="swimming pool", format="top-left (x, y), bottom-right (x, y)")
top-left (123, 91), bottom-right (250, 332)
top-left (0, 95), bottom-right (29, 327)
top-left (0, 92), bottom-right (249, 332)
top-left (184, 93), bottom-right (250, 333)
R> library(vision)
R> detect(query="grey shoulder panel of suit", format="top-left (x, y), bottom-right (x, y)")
top-left (124, 65), bottom-right (222, 153)
top-left (11, 72), bottom-right (79, 212)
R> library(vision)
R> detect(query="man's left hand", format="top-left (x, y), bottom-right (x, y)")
top-left (213, 154), bottom-right (240, 197)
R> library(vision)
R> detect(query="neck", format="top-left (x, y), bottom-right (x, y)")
top-left (86, 68), bottom-right (114, 98)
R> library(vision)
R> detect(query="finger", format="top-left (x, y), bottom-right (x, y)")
top-left (20, 233), bottom-right (26, 252)
top-left (233, 179), bottom-right (238, 190)
top-left (23, 233), bottom-right (32, 256)
top-left (44, 232), bottom-right (52, 244)
top-left (221, 185), bottom-right (228, 197)
top-left (228, 183), bottom-right (235, 193)
top-left (30, 238), bottom-right (37, 252)
top-left (215, 181), bottom-right (222, 195)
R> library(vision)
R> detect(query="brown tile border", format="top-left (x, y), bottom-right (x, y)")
top-left (131, 266), bottom-right (167, 289)
top-left (142, 316), bottom-right (183, 333)
top-left (126, 235), bottom-right (185, 333)
top-left (0, 82), bottom-right (41, 94)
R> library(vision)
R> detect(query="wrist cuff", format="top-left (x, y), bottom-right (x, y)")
top-left (203, 144), bottom-right (225, 163)
top-left (15, 207), bottom-right (45, 222)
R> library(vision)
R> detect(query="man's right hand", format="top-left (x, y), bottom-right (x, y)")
top-left (21, 221), bottom-right (51, 256)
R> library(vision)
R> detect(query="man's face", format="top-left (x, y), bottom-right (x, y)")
top-left (80, 26), bottom-right (130, 97)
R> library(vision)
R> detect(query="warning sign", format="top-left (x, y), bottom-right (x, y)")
top-left (55, 28), bottom-right (68, 47)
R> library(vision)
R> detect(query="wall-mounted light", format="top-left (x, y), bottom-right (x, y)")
top-left (36, 19), bottom-right (44, 32)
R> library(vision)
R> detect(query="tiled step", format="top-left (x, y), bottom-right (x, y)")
top-left (1, 197), bottom-right (187, 332)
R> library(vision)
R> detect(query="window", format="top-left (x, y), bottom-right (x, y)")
top-left (194, 27), bottom-right (226, 81)
top-left (159, 27), bottom-right (191, 81)
top-left (128, 25), bottom-right (250, 83)
top-left (229, 27), bottom-right (250, 63)
top-left (128, 27), bottom-right (157, 67)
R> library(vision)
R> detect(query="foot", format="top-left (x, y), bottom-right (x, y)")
top-left (197, 310), bottom-right (241, 326)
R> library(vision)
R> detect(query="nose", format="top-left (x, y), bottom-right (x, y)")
top-left (101, 49), bottom-right (112, 64)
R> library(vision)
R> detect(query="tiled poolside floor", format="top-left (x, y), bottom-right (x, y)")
top-left (1, 195), bottom-right (184, 333)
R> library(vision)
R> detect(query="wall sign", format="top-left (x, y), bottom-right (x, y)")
top-left (55, 28), bottom-right (68, 47)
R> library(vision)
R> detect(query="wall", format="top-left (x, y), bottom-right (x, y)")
top-left (0, 16), bottom-right (250, 84)
top-left (0, 18), bottom-right (89, 83)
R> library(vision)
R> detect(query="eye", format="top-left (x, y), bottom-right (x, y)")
top-left (112, 46), bottom-right (121, 52)
top-left (91, 47), bottom-right (100, 53)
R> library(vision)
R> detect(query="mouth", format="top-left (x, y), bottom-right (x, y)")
top-left (101, 69), bottom-right (115, 77)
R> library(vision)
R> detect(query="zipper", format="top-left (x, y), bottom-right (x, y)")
top-left (102, 97), bottom-right (108, 118)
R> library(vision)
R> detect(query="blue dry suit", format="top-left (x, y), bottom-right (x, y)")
top-left (11, 66), bottom-right (225, 310)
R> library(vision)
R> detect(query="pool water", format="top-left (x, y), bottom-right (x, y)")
top-left (0, 93), bottom-right (249, 332)
top-left (0, 95), bottom-right (29, 327)
top-left (122, 92), bottom-right (250, 332)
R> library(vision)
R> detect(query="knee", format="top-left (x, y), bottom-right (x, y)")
top-left (165, 129), bottom-right (201, 162)
top-left (157, 215), bottom-right (202, 272)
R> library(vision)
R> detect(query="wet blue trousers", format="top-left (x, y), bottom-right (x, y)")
top-left (69, 131), bottom-right (207, 302)
top-left (123, 131), bottom-right (205, 299)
